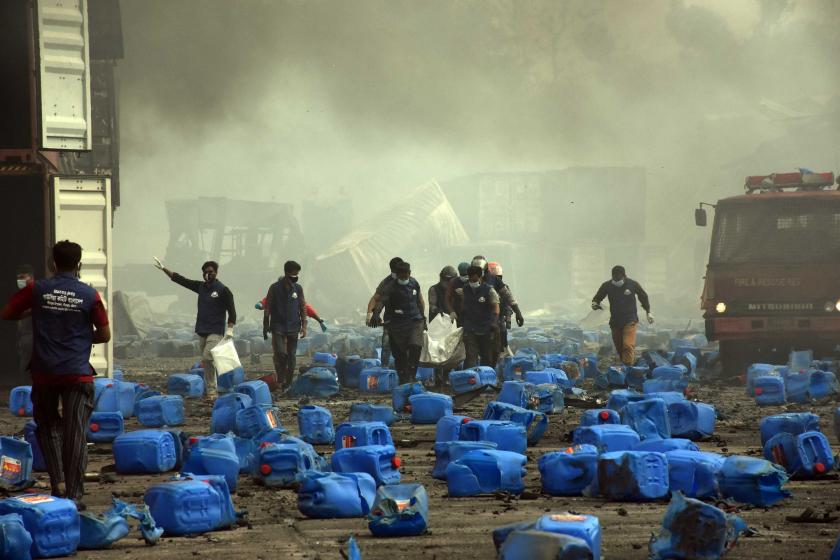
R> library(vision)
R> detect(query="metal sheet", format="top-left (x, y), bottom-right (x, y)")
top-left (53, 176), bottom-right (112, 376)
top-left (37, 0), bottom-right (92, 150)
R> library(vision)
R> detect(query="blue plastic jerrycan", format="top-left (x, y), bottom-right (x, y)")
top-left (644, 378), bottom-right (688, 394)
top-left (667, 401), bottom-right (715, 439)
top-left (498, 381), bottom-right (537, 409)
top-left (368, 483), bottom-right (429, 537)
top-left (0, 437), bottom-right (33, 490)
top-left (166, 373), bottom-right (205, 399)
top-left (449, 366), bottom-right (498, 394)
top-left (746, 363), bottom-right (779, 395)
top-left (409, 392), bottom-right (453, 424)
top-left (298, 405), bottom-right (334, 445)
top-left (144, 478), bottom-right (235, 536)
top-left (810, 369), bottom-right (839, 399)
top-left (392, 382), bottom-right (425, 413)
top-left (524, 368), bottom-right (570, 388)
top-left (435, 415), bottom-right (473, 443)
top-left (113, 430), bottom-right (177, 474)
top-left (87, 411), bottom-right (124, 443)
top-left (573, 424), bottom-right (640, 453)
top-left (23, 422), bottom-right (45, 472)
top-left (460, 420), bottom-right (527, 454)
top-left (604, 366), bottom-right (626, 388)
top-left (253, 440), bottom-right (322, 487)
top-left (9, 386), bottom-right (33, 417)
top-left (534, 513), bottom-right (601, 560)
top-left (785, 369), bottom-right (813, 403)
top-left (94, 378), bottom-right (135, 417)
top-left (235, 404), bottom-right (282, 438)
top-left (313, 352), bottom-right (337, 366)
top-left (234, 380), bottom-right (272, 406)
top-left (763, 431), bottom-right (834, 479)
top-left (671, 348), bottom-right (699, 378)
top-left (580, 409), bottom-right (620, 427)
top-left (606, 389), bottom-right (646, 411)
top-left (665, 450), bottom-right (725, 499)
top-left (533, 384), bottom-right (564, 414)
top-left (216, 366), bottom-right (245, 393)
top-left (498, 529), bottom-right (592, 559)
top-left (359, 368), bottom-right (398, 393)
top-left (289, 368), bottom-right (340, 398)
top-left (432, 441), bottom-right (497, 480)
top-left (211, 393), bottom-right (253, 434)
top-left (503, 354), bottom-right (541, 381)
top-left (651, 365), bottom-right (687, 381)
top-left (633, 438), bottom-right (699, 453)
top-left (591, 451), bottom-right (670, 501)
top-left (754, 375), bottom-right (786, 405)
top-left (252, 428), bottom-right (292, 448)
top-left (649, 492), bottom-right (748, 560)
top-left (483, 401), bottom-right (548, 445)
top-left (538, 445), bottom-right (599, 496)
top-left (446, 449), bottom-right (527, 496)
top-left (759, 412), bottom-right (820, 446)
top-left (0, 512), bottom-right (33, 559)
top-left (644, 391), bottom-right (686, 406)
top-left (233, 437), bottom-right (256, 474)
top-left (0, 494), bottom-right (79, 558)
top-left (334, 421), bottom-right (393, 450)
top-left (330, 445), bottom-right (401, 486)
top-left (182, 436), bottom-right (240, 491)
top-left (298, 472), bottom-right (376, 518)
top-left (137, 395), bottom-right (185, 428)
top-left (621, 398), bottom-right (671, 440)
top-left (415, 366), bottom-right (434, 384)
top-left (625, 366), bottom-right (649, 391)
top-left (338, 357), bottom-right (380, 387)
top-left (718, 455), bottom-right (790, 506)
top-left (349, 403), bottom-right (396, 426)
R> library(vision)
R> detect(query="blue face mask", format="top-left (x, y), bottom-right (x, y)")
top-left (397, 278), bottom-right (410, 286)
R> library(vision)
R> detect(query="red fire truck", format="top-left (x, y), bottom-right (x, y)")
top-left (696, 171), bottom-right (840, 373)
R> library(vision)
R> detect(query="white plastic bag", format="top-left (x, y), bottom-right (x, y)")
top-left (420, 314), bottom-right (465, 367)
top-left (210, 337), bottom-right (242, 374)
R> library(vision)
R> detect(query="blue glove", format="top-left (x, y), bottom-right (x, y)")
top-left (319, 321), bottom-right (328, 332)
top-left (255, 301), bottom-right (264, 310)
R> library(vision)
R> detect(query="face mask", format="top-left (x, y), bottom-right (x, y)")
top-left (16, 279), bottom-right (27, 289)
top-left (391, 272), bottom-right (397, 279)
top-left (288, 275), bottom-right (299, 283)
top-left (611, 279), bottom-right (625, 287)
top-left (397, 278), bottom-right (410, 286)
top-left (469, 281), bottom-right (481, 289)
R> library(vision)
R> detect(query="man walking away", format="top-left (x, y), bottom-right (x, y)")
top-left (366, 256), bottom-right (403, 366)
top-left (461, 265), bottom-right (500, 368)
top-left (592, 265), bottom-right (653, 366)
top-left (444, 261), bottom-right (470, 326)
top-left (156, 259), bottom-right (236, 399)
top-left (382, 261), bottom-right (426, 384)
top-left (15, 264), bottom-right (35, 377)
top-left (264, 261), bottom-right (307, 390)
top-left (3, 241), bottom-right (110, 505)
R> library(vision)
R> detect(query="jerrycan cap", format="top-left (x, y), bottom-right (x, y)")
top-left (260, 464), bottom-right (272, 475)
top-left (90, 423), bottom-right (100, 432)
top-left (468, 377), bottom-right (477, 385)
top-left (462, 417), bottom-right (472, 424)
top-left (391, 456), bottom-right (402, 469)
top-left (598, 411), bottom-right (610, 420)
top-left (404, 405), bottom-right (412, 412)
top-left (814, 462), bottom-right (826, 474)
top-left (754, 387), bottom-right (764, 396)
top-left (189, 437), bottom-right (199, 445)
top-left (106, 384), bottom-right (113, 388)
top-left (17, 408), bottom-right (25, 416)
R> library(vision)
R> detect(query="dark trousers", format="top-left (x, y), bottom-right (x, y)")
top-left (387, 321), bottom-right (423, 384)
top-left (272, 332), bottom-right (299, 386)
top-left (31, 382), bottom-right (94, 500)
top-left (464, 330), bottom-right (498, 369)
top-left (380, 330), bottom-right (391, 368)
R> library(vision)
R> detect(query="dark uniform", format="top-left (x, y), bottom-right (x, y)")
top-left (593, 278), bottom-right (650, 366)
top-left (461, 281), bottom-right (500, 368)
top-left (264, 276), bottom-right (306, 387)
top-left (382, 277), bottom-right (425, 384)
top-left (428, 280), bottom-right (449, 322)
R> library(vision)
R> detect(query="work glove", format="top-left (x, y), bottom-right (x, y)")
top-left (646, 312), bottom-right (655, 325)
top-left (591, 301), bottom-right (603, 311)
top-left (319, 320), bottom-right (328, 333)
top-left (224, 326), bottom-right (234, 339)
top-left (255, 301), bottom-right (264, 310)
top-left (505, 319), bottom-right (512, 330)
top-left (263, 329), bottom-right (269, 341)
top-left (449, 312), bottom-right (457, 324)
top-left (299, 328), bottom-right (307, 339)
top-left (153, 256), bottom-right (164, 270)
top-left (515, 312), bottom-right (524, 327)
top-left (423, 318), bottom-right (428, 332)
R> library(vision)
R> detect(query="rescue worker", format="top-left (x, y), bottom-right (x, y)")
top-left (461, 265), bottom-right (500, 368)
top-left (428, 265), bottom-right (457, 322)
top-left (256, 298), bottom-right (327, 332)
top-left (592, 265), bottom-right (653, 366)
top-left (487, 261), bottom-right (524, 355)
top-left (380, 261), bottom-right (426, 384)
top-left (263, 260), bottom-right (307, 390)
top-left (366, 256), bottom-right (403, 366)
top-left (15, 264), bottom-right (35, 377)
top-left (3, 241), bottom-right (111, 505)
top-left (156, 258), bottom-right (236, 399)
top-left (444, 261), bottom-right (470, 325)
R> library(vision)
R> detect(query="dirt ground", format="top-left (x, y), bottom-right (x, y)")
top-left (2, 355), bottom-right (839, 560)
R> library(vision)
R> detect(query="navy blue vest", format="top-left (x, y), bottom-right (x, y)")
top-left (195, 279), bottom-right (228, 335)
top-left (31, 273), bottom-right (97, 375)
top-left (269, 277), bottom-right (303, 333)
top-left (462, 282), bottom-right (495, 334)
top-left (384, 278), bottom-right (422, 324)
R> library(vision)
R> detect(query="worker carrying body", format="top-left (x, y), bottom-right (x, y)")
top-left (428, 265), bottom-right (457, 322)
top-left (263, 260), bottom-right (308, 391)
top-left (487, 261), bottom-right (523, 355)
top-left (365, 256), bottom-right (404, 366)
top-left (156, 258), bottom-right (236, 400)
top-left (592, 265), bottom-right (653, 366)
top-left (444, 261), bottom-right (470, 326)
top-left (377, 260), bottom-right (426, 384)
top-left (461, 265), bottom-right (500, 368)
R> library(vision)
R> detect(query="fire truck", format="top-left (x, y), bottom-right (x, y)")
top-left (696, 170), bottom-right (840, 373)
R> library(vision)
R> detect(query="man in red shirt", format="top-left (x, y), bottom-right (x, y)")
top-left (2, 241), bottom-right (111, 505)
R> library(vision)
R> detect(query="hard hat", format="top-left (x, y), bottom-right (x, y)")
top-left (488, 261), bottom-right (503, 276)
top-left (440, 266), bottom-right (457, 279)
top-left (457, 262), bottom-right (470, 276)
top-left (471, 257), bottom-right (487, 270)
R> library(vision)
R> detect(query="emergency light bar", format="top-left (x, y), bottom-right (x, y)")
top-left (745, 171), bottom-right (836, 192)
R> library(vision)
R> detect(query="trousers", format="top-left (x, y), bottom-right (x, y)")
top-left (386, 321), bottom-right (423, 384)
top-left (272, 332), bottom-right (299, 387)
top-left (611, 322), bottom-right (638, 366)
top-left (464, 330), bottom-right (498, 369)
top-left (198, 334), bottom-right (223, 397)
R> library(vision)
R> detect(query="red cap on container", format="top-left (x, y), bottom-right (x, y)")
top-left (260, 442), bottom-right (271, 449)
top-left (392, 457), bottom-right (402, 469)
top-left (815, 462), bottom-right (826, 474)
top-left (599, 411), bottom-right (610, 420)
top-left (90, 423), bottom-right (100, 432)
top-left (106, 384), bottom-right (113, 388)
top-left (462, 417), bottom-right (472, 424)
top-left (754, 387), bottom-right (763, 396)
top-left (17, 408), bottom-right (25, 416)
top-left (189, 437), bottom-right (199, 445)
top-left (260, 464), bottom-right (272, 475)
top-left (468, 377), bottom-right (477, 385)
top-left (404, 405), bottom-right (412, 413)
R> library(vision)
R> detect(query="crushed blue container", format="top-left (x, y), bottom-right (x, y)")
top-left (449, 367), bottom-right (498, 394)
top-left (211, 392), bottom-right (253, 434)
top-left (360, 368), bottom-right (398, 393)
top-left (534, 513), bottom-right (601, 560)
top-left (538, 445), bottom-right (599, 496)
top-left (368, 483), bottom-right (429, 537)
top-left (349, 403), bottom-right (397, 426)
top-left (338, 357), bottom-right (381, 387)
top-left (665, 450), bottom-right (725, 499)
top-left (591, 451), bottom-right (669, 501)
top-left (217, 365), bottom-right (245, 393)
top-left (667, 401), bottom-right (716, 439)
top-left (718, 455), bottom-right (790, 506)
top-left (392, 382), bottom-right (425, 413)
top-left (580, 409), bottom-right (620, 427)
top-left (298, 472), bottom-right (376, 518)
top-left (644, 391), bottom-right (686, 406)
top-left (144, 478), bottom-right (235, 536)
top-left (810, 369), bottom-right (839, 399)
top-left (621, 398), bottom-right (671, 440)
top-left (523, 368), bottom-right (570, 388)
top-left (0, 437), bottom-right (33, 490)
top-left (759, 412), bottom-right (820, 446)
top-left (483, 401), bottom-right (548, 445)
top-left (252, 427), bottom-right (292, 448)
top-left (634, 438), bottom-right (700, 453)
top-left (625, 366), bottom-right (649, 391)
top-left (415, 366), bottom-right (434, 384)
top-left (87, 411), bottom-right (124, 443)
top-left (23, 421), bottom-right (45, 472)
top-left (498, 381), bottom-right (536, 409)
top-left (335, 421), bottom-right (393, 450)
top-left (409, 392), bottom-right (453, 424)
top-left (136, 395), bottom-right (185, 427)
top-left (166, 373), bottom-right (205, 399)
top-left (0, 512), bottom-right (33, 559)
top-left (78, 508), bottom-right (130, 550)
top-left (651, 365), bottom-right (687, 381)
top-left (573, 424), bottom-right (640, 453)
top-left (498, 530), bottom-right (592, 560)
top-left (785, 369), bottom-right (813, 403)
top-left (289, 367), bottom-right (340, 398)
top-left (763, 430), bottom-right (834, 478)
top-left (435, 415), bottom-right (473, 443)
top-left (113, 430), bottom-right (177, 474)
top-left (606, 366), bottom-right (626, 388)
top-left (643, 378), bottom-right (689, 394)
top-left (182, 436), bottom-right (240, 491)
top-left (533, 384), bottom-right (564, 414)
top-left (331, 445), bottom-right (401, 486)
top-left (460, 420), bottom-right (527, 454)
top-left (446, 449), bottom-right (527, 496)
top-left (432, 441), bottom-right (497, 480)
top-left (754, 375), bottom-right (786, 405)
top-left (577, 355), bottom-right (600, 380)
top-left (606, 389), bottom-right (646, 411)
top-left (94, 378), bottom-right (135, 417)
top-left (253, 440), bottom-right (322, 487)
top-left (235, 404), bottom-right (282, 438)
top-left (298, 405), bottom-right (334, 445)
top-left (234, 380), bottom-right (272, 406)
top-left (503, 353), bottom-right (541, 381)
top-left (313, 352), bottom-right (337, 366)
top-left (0, 494), bottom-right (78, 558)
top-left (672, 348), bottom-right (698, 378)
top-left (9, 386), bottom-right (33, 417)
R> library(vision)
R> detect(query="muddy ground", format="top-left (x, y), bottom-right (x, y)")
top-left (2, 355), bottom-right (839, 560)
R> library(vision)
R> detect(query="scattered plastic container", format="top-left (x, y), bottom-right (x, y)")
top-left (183, 435), bottom-right (240, 490)
top-left (633, 438), bottom-right (700, 453)
top-left (643, 378), bottom-right (689, 394)
top-left (368, 483), bottom-right (429, 537)
top-left (606, 389), bottom-right (646, 412)
top-left (0, 437), bottom-right (32, 490)
top-left (667, 401), bottom-right (716, 440)
top-left (621, 398), bottom-right (671, 440)
top-left (360, 368), bottom-right (398, 393)
top-left (538, 444), bottom-right (599, 496)
top-left (331, 445), bottom-right (401, 486)
top-left (298, 472), bottom-right (376, 518)
top-left (8, 386), bottom-right (32, 417)
top-left (234, 380), bottom-right (272, 406)
top-left (532, 384), bottom-right (564, 414)
top-left (592, 451), bottom-right (669, 501)
top-left (166, 373), bottom-right (205, 399)
top-left (446, 449), bottom-right (527, 496)
top-left (349, 403), bottom-right (397, 426)
top-left (434, 415), bottom-right (473, 443)
top-left (87, 411), bottom-right (125, 443)
top-left (0, 494), bottom-right (79, 558)
top-left (338, 357), bottom-right (381, 387)
top-left (409, 392), bottom-right (453, 424)
top-left (785, 369), bottom-right (813, 403)
top-left (665, 450), bottom-right (725, 499)
top-left (144, 478), bottom-right (235, 536)
top-left (459, 420), bottom-right (527, 454)
top-left (253, 440), bottom-right (322, 487)
top-left (497, 381), bottom-right (536, 409)
top-left (498, 529), bottom-right (592, 559)
top-left (78, 508), bottom-right (130, 550)
top-left (235, 404), bottom-right (282, 439)
top-left (754, 375), bottom-right (786, 405)
top-left (450, 367), bottom-right (498, 394)
top-left (289, 368), bottom-right (340, 398)
top-left (746, 363), bottom-right (779, 396)
top-left (432, 441), bottom-right (498, 480)
top-left (763, 430), bottom-right (834, 478)
top-left (313, 352), bottom-right (337, 366)
top-left (524, 368), bottom-right (570, 388)
top-left (335, 421), bottom-right (393, 450)
top-left (217, 365), bottom-right (246, 393)
top-left (23, 421), bottom-right (45, 472)
top-left (0, 512), bottom-right (33, 559)
top-left (718, 455), bottom-right (790, 507)
top-left (113, 430), bottom-right (177, 474)
top-left (392, 382), bottom-right (425, 413)
top-left (580, 409), bottom-right (620, 427)
top-left (534, 513), bottom-right (601, 560)
top-left (136, 395), bottom-right (185, 428)
top-left (483, 401), bottom-right (548, 445)
top-left (573, 424), bottom-right (641, 453)
top-left (211, 393), bottom-right (253, 434)
top-left (810, 369), bottom-right (839, 399)
top-left (94, 378), bottom-right (136, 417)
top-left (759, 412), bottom-right (820, 446)
top-left (298, 405), bottom-right (334, 445)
